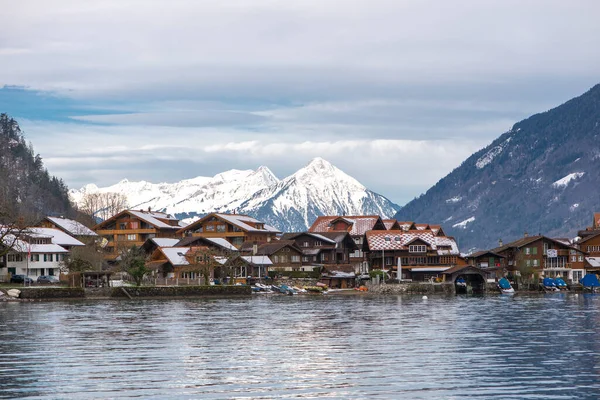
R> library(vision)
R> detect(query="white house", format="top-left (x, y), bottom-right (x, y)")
top-left (1, 229), bottom-right (78, 279)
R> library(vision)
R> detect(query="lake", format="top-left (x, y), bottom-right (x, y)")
top-left (1, 293), bottom-right (600, 399)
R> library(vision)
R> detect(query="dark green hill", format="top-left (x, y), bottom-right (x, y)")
top-left (0, 114), bottom-right (74, 223)
top-left (395, 84), bottom-right (600, 251)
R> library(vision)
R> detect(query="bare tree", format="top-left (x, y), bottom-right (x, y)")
top-left (59, 244), bottom-right (106, 274)
top-left (78, 192), bottom-right (129, 221)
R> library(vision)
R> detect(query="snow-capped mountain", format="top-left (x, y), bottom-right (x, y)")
top-left (70, 158), bottom-right (400, 231)
top-left (396, 83), bottom-right (600, 251)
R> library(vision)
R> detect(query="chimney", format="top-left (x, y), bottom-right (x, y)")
top-left (498, 239), bottom-right (503, 247)
top-left (524, 232), bottom-right (528, 238)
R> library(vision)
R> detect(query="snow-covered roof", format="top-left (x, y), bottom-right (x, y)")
top-left (241, 255), bottom-right (273, 266)
top-left (128, 210), bottom-right (183, 229)
top-left (2, 235), bottom-right (69, 254)
top-left (46, 217), bottom-right (98, 237)
top-left (586, 257), bottom-right (600, 268)
top-left (160, 247), bottom-right (190, 266)
top-left (204, 237), bottom-right (239, 251)
top-left (30, 227), bottom-right (85, 247)
top-left (407, 266), bottom-right (451, 272)
top-left (366, 230), bottom-right (459, 255)
top-left (215, 213), bottom-right (280, 233)
top-left (151, 238), bottom-right (180, 247)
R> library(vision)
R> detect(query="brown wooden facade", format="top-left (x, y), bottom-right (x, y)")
top-left (177, 213), bottom-right (280, 248)
top-left (94, 210), bottom-right (182, 259)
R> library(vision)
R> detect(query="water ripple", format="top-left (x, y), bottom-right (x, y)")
top-left (1, 294), bottom-right (600, 399)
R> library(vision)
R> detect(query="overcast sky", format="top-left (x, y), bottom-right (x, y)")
top-left (1, 0), bottom-right (599, 205)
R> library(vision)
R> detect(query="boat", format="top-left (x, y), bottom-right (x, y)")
top-left (279, 284), bottom-right (296, 295)
top-left (542, 277), bottom-right (560, 292)
top-left (497, 277), bottom-right (515, 294)
top-left (580, 274), bottom-right (600, 292)
top-left (456, 277), bottom-right (467, 288)
top-left (554, 277), bottom-right (568, 290)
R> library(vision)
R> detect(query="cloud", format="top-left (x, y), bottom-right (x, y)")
top-left (3, 1), bottom-right (600, 206)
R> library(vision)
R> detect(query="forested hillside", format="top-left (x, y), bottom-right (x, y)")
top-left (0, 114), bottom-right (74, 224)
top-left (396, 84), bottom-right (600, 251)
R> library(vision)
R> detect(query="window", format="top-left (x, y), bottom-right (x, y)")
top-left (315, 241), bottom-right (322, 247)
top-left (571, 256), bottom-right (576, 262)
top-left (578, 255), bottom-right (583, 262)
top-left (127, 234), bottom-right (136, 241)
top-left (119, 223), bottom-right (127, 230)
top-left (525, 248), bottom-right (530, 255)
top-left (30, 254), bottom-right (40, 262)
top-left (291, 255), bottom-right (300, 263)
top-left (130, 221), bottom-right (139, 229)
top-left (7, 254), bottom-right (23, 262)
top-left (532, 247), bottom-right (537, 255)
top-left (216, 224), bottom-right (226, 232)
top-left (385, 257), bottom-right (392, 265)
top-left (117, 234), bottom-right (125, 241)
top-left (280, 255), bottom-right (288, 263)
top-left (303, 241), bottom-right (309, 247)
top-left (533, 259), bottom-right (539, 267)
top-left (573, 270), bottom-right (583, 282)
top-left (409, 245), bottom-right (426, 253)
top-left (302, 256), bottom-right (309, 262)
top-left (205, 225), bottom-right (215, 231)
top-left (195, 226), bottom-right (204, 233)
top-left (231, 237), bottom-right (244, 246)
top-left (526, 260), bottom-right (531, 267)
top-left (543, 243), bottom-right (548, 255)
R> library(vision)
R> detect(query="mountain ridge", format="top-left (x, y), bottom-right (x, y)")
top-left (70, 157), bottom-right (401, 231)
top-left (395, 83), bottom-right (600, 251)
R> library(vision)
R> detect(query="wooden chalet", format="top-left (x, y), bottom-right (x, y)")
top-left (280, 231), bottom-right (357, 267)
top-left (94, 209), bottom-right (183, 260)
top-left (464, 250), bottom-right (506, 281)
top-left (364, 228), bottom-right (463, 282)
top-left (320, 264), bottom-right (357, 288)
top-left (38, 216), bottom-right (98, 243)
top-left (241, 240), bottom-right (304, 272)
top-left (308, 215), bottom-right (387, 274)
top-left (575, 213), bottom-right (600, 274)
top-left (490, 234), bottom-right (586, 283)
top-left (177, 213), bottom-right (280, 248)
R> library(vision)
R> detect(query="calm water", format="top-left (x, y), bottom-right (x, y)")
top-left (1, 293), bottom-right (600, 399)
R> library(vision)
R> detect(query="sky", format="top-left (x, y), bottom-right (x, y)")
top-left (1, 0), bottom-right (599, 205)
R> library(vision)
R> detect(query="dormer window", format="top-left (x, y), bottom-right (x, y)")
top-left (409, 245), bottom-right (426, 253)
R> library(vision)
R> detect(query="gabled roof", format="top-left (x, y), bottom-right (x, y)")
top-left (240, 255), bottom-right (273, 266)
top-left (467, 250), bottom-right (505, 259)
top-left (253, 240), bottom-right (302, 256)
top-left (44, 217), bottom-right (98, 237)
top-left (491, 235), bottom-right (585, 254)
top-left (177, 212), bottom-right (280, 234)
top-left (414, 223), bottom-right (430, 230)
top-left (396, 221), bottom-right (416, 231)
top-left (95, 209), bottom-right (183, 230)
top-left (29, 227), bottom-right (85, 247)
top-left (309, 215), bottom-right (386, 236)
top-left (2, 234), bottom-right (69, 254)
top-left (578, 231), bottom-right (600, 244)
top-left (383, 219), bottom-right (401, 230)
top-left (149, 238), bottom-right (181, 248)
top-left (280, 232), bottom-right (337, 244)
top-left (365, 229), bottom-right (460, 255)
top-left (159, 247), bottom-right (190, 266)
top-left (175, 236), bottom-right (239, 252)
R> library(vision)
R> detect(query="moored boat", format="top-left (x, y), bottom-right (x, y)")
top-left (580, 274), bottom-right (600, 292)
top-left (555, 277), bottom-right (568, 290)
top-left (542, 277), bottom-right (560, 292)
top-left (497, 277), bottom-right (515, 294)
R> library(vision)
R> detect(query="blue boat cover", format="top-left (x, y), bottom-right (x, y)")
top-left (456, 277), bottom-right (466, 283)
top-left (498, 277), bottom-right (512, 290)
top-left (555, 277), bottom-right (567, 287)
top-left (543, 277), bottom-right (557, 287)
top-left (580, 274), bottom-right (600, 287)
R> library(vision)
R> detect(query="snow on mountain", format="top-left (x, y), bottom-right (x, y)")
top-left (70, 158), bottom-right (400, 232)
top-left (552, 172), bottom-right (585, 188)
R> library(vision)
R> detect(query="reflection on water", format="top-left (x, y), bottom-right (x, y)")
top-left (1, 294), bottom-right (600, 399)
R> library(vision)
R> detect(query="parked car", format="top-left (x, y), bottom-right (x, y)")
top-left (10, 275), bottom-right (33, 284)
top-left (37, 275), bottom-right (60, 284)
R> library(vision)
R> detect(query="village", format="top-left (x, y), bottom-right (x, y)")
top-left (2, 209), bottom-right (600, 295)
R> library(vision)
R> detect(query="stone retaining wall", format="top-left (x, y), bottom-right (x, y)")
top-left (111, 285), bottom-right (252, 298)
top-left (18, 287), bottom-right (86, 299)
